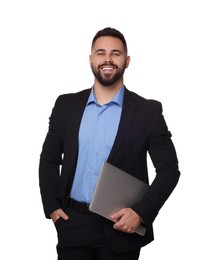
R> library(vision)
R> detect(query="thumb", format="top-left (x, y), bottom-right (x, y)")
top-left (110, 209), bottom-right (124, 221)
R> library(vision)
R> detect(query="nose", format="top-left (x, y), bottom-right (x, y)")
top-left (104, 53), bottom-right (112, 63)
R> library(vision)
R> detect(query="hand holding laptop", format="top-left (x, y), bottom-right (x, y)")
top-left (111, 208), bottom-right (142, 234)
top-left (89, 162), bottom-right (148, 236)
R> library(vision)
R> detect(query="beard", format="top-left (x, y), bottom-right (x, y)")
top-left (91, 62), bottom-right (127, 87)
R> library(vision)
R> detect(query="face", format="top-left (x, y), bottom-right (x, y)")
top-left (90, 36), bottom-right (130, 87)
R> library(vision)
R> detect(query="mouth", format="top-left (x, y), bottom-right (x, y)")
top-left (100, 65), bottom-right (116, 73)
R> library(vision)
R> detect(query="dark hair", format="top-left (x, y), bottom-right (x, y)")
top-left (91, 27), bottom-right (128, 54)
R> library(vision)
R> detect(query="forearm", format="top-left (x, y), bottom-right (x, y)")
top-left (132, 165), bottom-right (180, 226)
top-left (39, 155), bottom-right (62, 218)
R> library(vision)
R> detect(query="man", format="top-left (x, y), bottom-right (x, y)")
top-left (39, 27), bottom-right (180, 260)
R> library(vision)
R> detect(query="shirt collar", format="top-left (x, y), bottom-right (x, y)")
top-left (87, 85), bottom-right (125, 107)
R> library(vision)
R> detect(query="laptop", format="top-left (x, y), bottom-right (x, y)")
top-left (89, 162), bottom-right (149, 236)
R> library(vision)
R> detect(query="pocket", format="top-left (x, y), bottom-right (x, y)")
top-left (54, 216), bottom-right (62, 226)
top-left (54, 208), bottom-right (70, 231)
top-left (54, 217), bottom-right (64, 233)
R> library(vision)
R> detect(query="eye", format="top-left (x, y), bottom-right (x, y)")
top-left (97, 51), bottom-right (105, 56)
top-left (112, 52), bottom-right (120, 56)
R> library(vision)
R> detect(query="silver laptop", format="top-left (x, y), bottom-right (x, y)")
top-left (89, 162), bottom-right (149, 236)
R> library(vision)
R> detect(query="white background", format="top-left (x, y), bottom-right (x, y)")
top-left (0, 0), bottom-right (221, 259)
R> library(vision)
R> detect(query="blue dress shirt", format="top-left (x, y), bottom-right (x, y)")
top-left (70, 85), bottom-right (125, 203)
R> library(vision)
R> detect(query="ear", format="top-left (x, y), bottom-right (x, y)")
top-left (125, 56), bottom-right (131, 68)
top-left (89, 54), bottom-right (92, 64)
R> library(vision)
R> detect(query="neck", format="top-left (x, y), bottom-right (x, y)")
top-left (93, 80), bottom-right (123, 105)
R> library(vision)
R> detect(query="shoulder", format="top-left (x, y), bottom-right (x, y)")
top-left (52, 88), bottom-right (91, 111)
top-left (125, 88), bottom-right (162, 111)
top-left (50, 88), bottom-right (91, 117)
top-left (55, 88), bottom-right (91, 104)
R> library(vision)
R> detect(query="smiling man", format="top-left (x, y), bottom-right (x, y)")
top-left (39, 27), bottom-right (180, 260)
top-left (90, 36), bottom-right (129, 88)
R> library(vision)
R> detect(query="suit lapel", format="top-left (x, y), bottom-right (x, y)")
top-left (108, 88), bottom-right (137, 162)
top-left (69, 89), bottom-right (91, 166)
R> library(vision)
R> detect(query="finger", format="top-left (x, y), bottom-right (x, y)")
top-left (59, 210), bottom-right (69, 220)
top-left (113, 221), bottom-right (133, 233)
top-left (51, 209), bottom-right (69, 223)
top-left (113, 220), bottom-right (124, 230)
top-left (110, 209), bottom-right (124, 221)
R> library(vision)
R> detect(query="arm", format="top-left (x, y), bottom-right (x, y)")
top-left (39, 96), bottom-right (64, 218)
top-left (132, 102), bottom-right (180, 226)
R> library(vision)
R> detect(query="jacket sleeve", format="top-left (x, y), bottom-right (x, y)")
top-left (39, 96), bottom-right (64, 218)
top-left (132, 102), bottom-right (180, 226)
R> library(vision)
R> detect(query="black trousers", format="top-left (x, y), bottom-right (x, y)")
top-left (55, 206), bottom-right (140, 260)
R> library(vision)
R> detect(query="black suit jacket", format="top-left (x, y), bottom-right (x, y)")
top-left (39, 87), bottom-right (180, 252)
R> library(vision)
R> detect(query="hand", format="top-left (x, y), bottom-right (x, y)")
top-left (50, 208), bottom-right (69, 224)
top-left (110, 208), bottom-right (142, 234)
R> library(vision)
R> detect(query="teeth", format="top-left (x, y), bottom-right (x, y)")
top-left (102, 67), bottom-right (113, 71)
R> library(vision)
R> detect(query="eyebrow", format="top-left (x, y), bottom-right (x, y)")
top-left (95, 49), bottom-right (105, 53)
top-left (111, 49), bottom-right (122, 54)
top-left (95, 49), bottom-right (123, 54)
